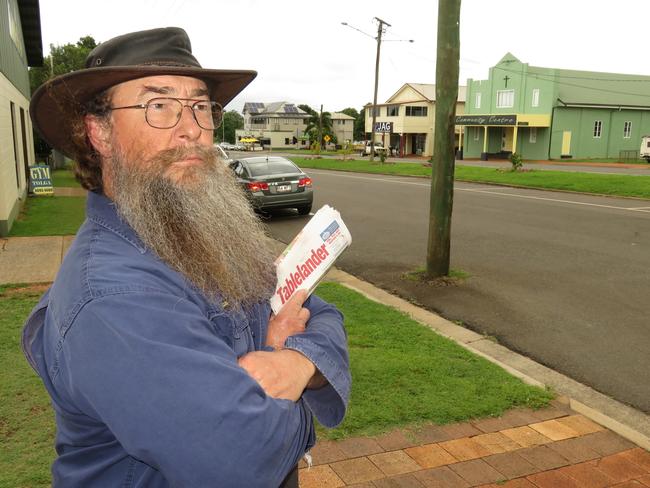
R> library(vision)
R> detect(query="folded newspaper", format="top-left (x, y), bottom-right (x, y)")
top-left (271, 205), bottom-right (352, 314)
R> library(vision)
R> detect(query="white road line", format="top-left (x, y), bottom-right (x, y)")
top-left (307, 169), bottom-right (650, 214)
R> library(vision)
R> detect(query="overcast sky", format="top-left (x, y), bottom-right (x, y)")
top-left (38, 0), bottom-right (648, 114)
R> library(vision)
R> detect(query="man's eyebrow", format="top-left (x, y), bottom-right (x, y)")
top-left (138, 85), bottom-right (173, 97)
top-left (191, 87), bottom-right (210, 97)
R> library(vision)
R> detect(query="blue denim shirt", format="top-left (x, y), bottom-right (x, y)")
top-left (22, 192), bottom-right (350, 487)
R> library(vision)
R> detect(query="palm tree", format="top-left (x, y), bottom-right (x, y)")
top-left (304, 111), bottom-right (333, 146)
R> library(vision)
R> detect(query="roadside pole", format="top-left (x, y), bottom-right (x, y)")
top-left (426, 0), bottom-right (461, 277)
top-left (370, 17), bottom-right (389, 163)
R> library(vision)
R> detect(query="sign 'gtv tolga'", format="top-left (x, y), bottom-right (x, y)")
top-left (374, 121), bottom-right (393, 133)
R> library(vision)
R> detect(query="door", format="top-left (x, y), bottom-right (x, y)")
top-left (561, 131), bottom-right (572, 156)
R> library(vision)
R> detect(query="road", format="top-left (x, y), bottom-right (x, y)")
top-left (264, 169), bottom-right (650, 413)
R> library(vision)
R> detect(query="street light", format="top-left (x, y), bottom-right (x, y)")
top-left (341, 19), bottom-right (413, 162)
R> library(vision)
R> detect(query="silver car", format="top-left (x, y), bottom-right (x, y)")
top-left (229, 156), bottom-right (313, 215)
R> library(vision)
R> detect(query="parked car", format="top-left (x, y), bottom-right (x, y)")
top-left (640, 135), bottom-right (650, 162)
top-left (229, 156), bottom-right (313, 214)
top-left (219, 142), bottom-right (235, 150)
top-left (213, 144), bottom-right (233, 164)
top-left (232, 142), bottom-right (247, 151)
top-left (361, 140), bottom-right (388, 156)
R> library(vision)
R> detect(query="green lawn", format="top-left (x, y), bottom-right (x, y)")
top-left (1, 282), bottom-right (551, 485)
top-left (51, 169), bottom-right (81, 188)
top-left (290, 157), bottom-right (650, 199)
top-left (9, 196), bottom-right (86, 237)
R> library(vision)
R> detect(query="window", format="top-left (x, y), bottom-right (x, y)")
top-left (473, 127), bottom-right (480, 141)
top-left (532, 89), bottom-right (540, 107)
top-left (405, 106), bottom-right (428, 117)
top-left (284, 138), bottom-right (290, 145)
top-left (593, 120), bottom-right (602, 138)
top-left (368, 106), bottom-right (380, 117)
top-left (7, 0), bottom-right (25, 59)
top-left (387, 105), bottom-right (399, 117)
top-left (496, 90), bottom-right (514, 108)
top-left (10, 102), bottom-right (20, 188)
top-left (623, 121), bottom-right (632, 139)
top-left (529, 127), bottom-right (537, 143)
top-left (475, 93), bottom-right (481, 109)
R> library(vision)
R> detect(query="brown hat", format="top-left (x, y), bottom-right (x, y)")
top-left (30, 27), bottom-right (257, 158)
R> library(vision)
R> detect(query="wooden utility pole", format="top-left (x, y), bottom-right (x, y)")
top-left (426, 0), bottom-right (461, 278)
top-left (369, 17), bottom-right (390, 163)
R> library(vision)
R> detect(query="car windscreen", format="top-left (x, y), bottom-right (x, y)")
top-left (246, 160), bottom-right (299, 177)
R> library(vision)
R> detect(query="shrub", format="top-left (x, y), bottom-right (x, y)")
top-left (509, 152), bottom-right (523, 171)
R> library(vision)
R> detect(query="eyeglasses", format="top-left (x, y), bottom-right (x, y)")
top-left (109, 97), bottom-right (223, 130)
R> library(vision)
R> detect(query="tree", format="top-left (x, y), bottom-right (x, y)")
top-left (29, 36), bottom-right (99, 95)
top-left (339, 107), bottom-right (365, 141)
top-left (216, 110), bottom-right (244, 143)
top-left (298, 104), bottom-right (316, 116)
top-left (304, 109), bottom-right (333, 146)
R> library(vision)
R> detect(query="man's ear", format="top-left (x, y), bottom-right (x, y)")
top-left (84, 115), bottom-right (112, 158)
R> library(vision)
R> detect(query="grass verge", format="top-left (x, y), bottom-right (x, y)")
top-left (290, 157), bottom-right (650, 199)
top-left (51, 169), bottom-right (80, 188)
top-left (9, 196), bottom-right (86, 237)
top-left (315, 282), bottom-right (552, 439)
top-left (0, 282), bottom-right (552, 483)
top-left (0, 284), bottom-right (55, 488)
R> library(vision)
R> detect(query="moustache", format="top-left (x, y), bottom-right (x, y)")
top-left (146, 144), bottom-right (219, 172)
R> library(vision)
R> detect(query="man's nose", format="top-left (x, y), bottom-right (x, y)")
top-left (175, 104), bottom-right (202, 139)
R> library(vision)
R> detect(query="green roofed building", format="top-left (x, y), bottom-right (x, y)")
top-left (457, 53), bottom-right (650, 161)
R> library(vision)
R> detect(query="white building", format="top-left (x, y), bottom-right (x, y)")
top-left (330, 112), bottom-right (355, 145)
top-left (237, 101), bottom-right (311, 148)
top-left (1, 0), bottom-right (43, 236)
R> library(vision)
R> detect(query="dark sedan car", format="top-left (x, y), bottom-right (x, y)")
top-left (229, 156), bottom-right (313, 214)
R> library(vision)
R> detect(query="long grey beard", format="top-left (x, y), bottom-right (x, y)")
top-left (107, 144), bottom-right (277, 309)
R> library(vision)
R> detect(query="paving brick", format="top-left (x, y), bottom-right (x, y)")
top-left (526, 469), bottom-right (582, 487)
top-left (557, 461), bottom-right (615, 487)
top-left (483, 451), bottom-right (538, 479)
top-left (372, 473), bottom-right (426, 487)
top-left (619, 447), bottom-right (650, 472)
top-left (529, 405), bottom-right (571, 422)
top-left (592, 452), bottom-right (649, 482)
top-left (405, 443), bottom-right (458, 469)
top-left (309, 440), bottom-right (349, 465)
top-left (330, 457), bottom-right (385, 485)
top-left (580, 431), bottom-right (636, 456)
top-left (337, 437), bottom-right (385, 458)
top-left (439, 437), bottom-right (492, 462)
top-left (473, 432), bottom-right (521, 454)
top-left (477, 479), bottom-right (537, 488)
top-left (546, 436), bottom-right (602, 463)
top-left (413, 466), bottom-right (470, 487)
top-left (499, 408), bottom-right (543, 428)
top-left (440, 422), bottom-right (482, 440)
top-left (369, 451), bottom-right (421, 477)
top-left (500, 426), bottom-right (553, 447)
top-left (413, 424), bottom-right (452, 445)
top-left (449, 459), bottom-right (505, 485)
top-left (608, 481), bottom-right (646, 487)
top-left (347, 484), bottom-right (376, 488)
top-left (555, 414), bottom-right (605, 436)
top-left (298, 464), bottom-right (345, 488)
top-left (516, 445), bottom-right (570, 471)
top-left (529, 419), bottom-right (579, 441)
top-left (472, 416), bottom-right (516, 434)
top-left (636, 474), bottom-right (650, 486)
top-left (374, 429), bottom-right (419, 451)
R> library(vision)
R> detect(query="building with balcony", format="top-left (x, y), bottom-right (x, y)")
top-left (237, 101), bottom-right (311, 148)
top-left (458, 53), bottom-right (650, 160)
top-left (1, 0), bottom-right (43, 236)
top-left (364, 83), bottom-right (466, 158)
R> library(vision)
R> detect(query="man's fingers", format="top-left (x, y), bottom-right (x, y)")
top-left (280, 289), bottom-right (308, 314)
top-left (298, 307), bottom-right (310, 323)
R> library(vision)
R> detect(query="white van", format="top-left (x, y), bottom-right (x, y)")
top-left (640, 135), bottom-right (650, 162)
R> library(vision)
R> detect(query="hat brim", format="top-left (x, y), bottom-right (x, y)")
top-left (30, 66), bottom-right (257, 159)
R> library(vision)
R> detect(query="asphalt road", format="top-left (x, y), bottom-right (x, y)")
top-left (264, 170), bottom-right (650, 413)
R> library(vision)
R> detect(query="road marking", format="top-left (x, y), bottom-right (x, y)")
top-left (307, 169), bottom-right (650, 214)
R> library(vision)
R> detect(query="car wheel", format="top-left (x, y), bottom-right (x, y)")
top-left (297, 205), bottom-right (312, 215)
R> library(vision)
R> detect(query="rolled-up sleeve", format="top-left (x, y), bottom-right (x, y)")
top-left (58, 291), bottom-right (314, 487)
top-left (283, 294), bottom-right (351, 428)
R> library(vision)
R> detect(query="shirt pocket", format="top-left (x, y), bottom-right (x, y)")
top-left (208, 311), bottom-right (254, 357)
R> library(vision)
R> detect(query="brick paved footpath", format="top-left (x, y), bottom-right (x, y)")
top-left (299, 400), bottom-right (650, 487)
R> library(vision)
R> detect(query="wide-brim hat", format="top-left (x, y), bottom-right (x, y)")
top-left (30, 27), bottom-right (257, 158)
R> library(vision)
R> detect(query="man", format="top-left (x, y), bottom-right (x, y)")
top-left (22, 27), bottom-right (350, 487)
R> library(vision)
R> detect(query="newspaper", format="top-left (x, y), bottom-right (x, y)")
top-left (270, 205), bottom-right (352, 314)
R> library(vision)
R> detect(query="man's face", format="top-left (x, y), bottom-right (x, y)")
top-left (107, 75), bottom-right (214, 184)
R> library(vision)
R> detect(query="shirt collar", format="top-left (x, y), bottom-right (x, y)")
top-left (86, 191), bottom-right (147, 253)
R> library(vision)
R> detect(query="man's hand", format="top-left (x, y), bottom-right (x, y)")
top-left (265, 290), bottom-right (310, 350)
top-left (238, 349), bottom-right (316, 401)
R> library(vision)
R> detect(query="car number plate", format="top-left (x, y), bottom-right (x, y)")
top-left (276, 184), bottom-right (292, 193)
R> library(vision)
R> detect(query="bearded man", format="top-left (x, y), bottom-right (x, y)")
top-left (22, 27), bottom-right (350, 488)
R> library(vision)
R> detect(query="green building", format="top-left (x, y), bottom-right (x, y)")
top-left (457, 53), bottom-right (650, 161)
